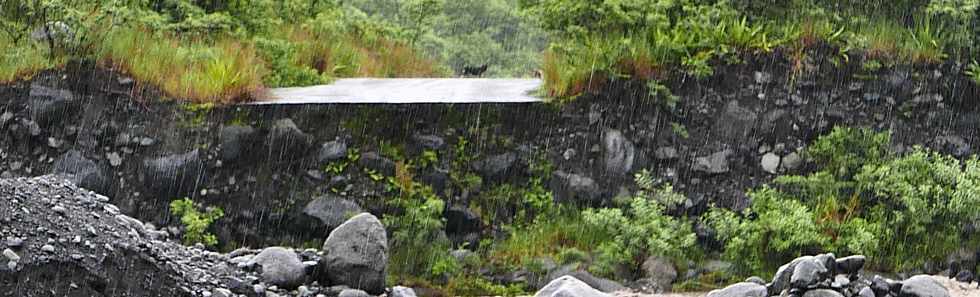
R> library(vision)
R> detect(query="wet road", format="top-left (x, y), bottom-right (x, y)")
top-left (253, 78), bottom-right (543, 104)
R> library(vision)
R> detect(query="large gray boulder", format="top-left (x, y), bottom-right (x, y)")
top-left (141, 149), bottom-right (203, 198)
top-left (900, 275), bottom-right (949, 297)
top-left (534, 276), bottom-right (611, 297)
top-left (706, 282), bottom-right (768, 297)
top-left (602, 129), bottom-right (646, 176)
top-left (320, 213), bottom-right (387, 294)
top-left (249, 247), bottom-right (306, 289)
top-left (52, 150), bottom-right (108, 194)
top-left (302, 196), bottom-right (363, 231)
top-left (317, 140), bottom-right (348, 163)
top-left (471, 152), bottom-right (519, 182)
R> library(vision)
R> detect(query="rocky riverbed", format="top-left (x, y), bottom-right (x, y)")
top-left (4, 175), bottom-right (979, 297)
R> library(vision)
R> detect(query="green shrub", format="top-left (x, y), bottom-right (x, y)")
top-left (708, 128), bottom-right (980, 275)
top-left (169, 198), bottom-right (224, 247)
top-left (582, 173), bottom-right (696, 278)
top-left (384, 163), bottom-right (454, 282)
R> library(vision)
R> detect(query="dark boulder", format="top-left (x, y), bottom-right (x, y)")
top-left (266, 118), bottom-right (314, 158)
top-left (218, 125), bottom-right (257, 162)
top-left (835, 255), bottom-right (866, 276)
top-left (712, 100), bottom-right (758, 143)
top-left (248, 247), bottom-right (306, 289)
top-left (412, 134), bottom-right (446, 151)
top-left (301, 196), bottom-right (364, 232)
top-left (317, 140), bottom-right (348, 163)
top-left (141, 149), bottom-right (203, 198)
top-left (471, 152), bottom-right (520, 182)
top-left (28, 84), bottom-right (77, 127)
top-left (444, 206), bottom-right (482, 249)
top-left (358, 152), bottom-right (395, 177)
top-left (52, 150), bottom-right (108, 194)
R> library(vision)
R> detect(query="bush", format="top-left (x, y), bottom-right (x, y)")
top-left (384, 162), bottom-right (455, 282)
top-left (169, 198), bottom-right (224, 247)
top-left (582, 173), bottom-right (696, 278)
top-left (707, 127), bottom-right (980, 275)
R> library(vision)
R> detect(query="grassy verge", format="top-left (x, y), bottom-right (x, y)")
top-left (0, 36), bottom-right (54, 84)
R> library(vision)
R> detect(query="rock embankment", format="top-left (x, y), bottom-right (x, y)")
top-left (0, 175), bottom-right (411, 297)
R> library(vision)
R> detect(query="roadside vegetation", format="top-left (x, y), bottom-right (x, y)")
top-left (526, 0), bottom-right (980, 100)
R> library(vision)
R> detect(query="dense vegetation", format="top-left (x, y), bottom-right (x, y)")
top-left (526, 0), bottom-right (980, 99)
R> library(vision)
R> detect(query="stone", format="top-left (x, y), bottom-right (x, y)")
top-left (955, 270), bottom-right (974, 283)
top-left (858, 287), bottom-right (875, 297)
top-left (320, 213), bottom-right (387, 294)
top-left (218, 125), bottom-right (257, 162)
top-left (28, 84), bottom-right (76, 127)
top-left (41, 245), bottom-right (55, 253)
top-left (563, 271), bottom-right (625, 293)
top-left (712, 100), bottom-right (758, 142)
top-left (761, 153), bottom-right (780, 174)
top-left (390, 286), bottom-right (417, 297)
top-left (641, 256), bottom-right (678, 292)
top-left (900, 275), bottom-right (949, 297)
top-left (302, 196), bottom-right (363, 232)
top-left (772, 256), bottom-right (813, 295)
top-left (935, 135), bottom-right (972, 158)
top-left (53, 150), bottom-right (108, 194)
top-left (706, 282), bottom-right (768, 297)
top-left (249, 247), bottom-right (306, 289)
top-left (791, 258), bottom-right (829, 289)
top-left (338, 289), bottom-right (369, 297)
top-left (2, 248), bottom-right (19, 262)
top-left (694, 149), bottom-right (733, 174)
top-left (745, 276), bottom-right (766, 285)
top-left (106, 152), bottom-right (123, 167)
top-left (835, 255), bottom-right (866, 275)
top-left (603, 129), bottom-right (646, 176)
top-left (142, 149), bottom-right (203, 198)
top-left (444, 206), bottom-right (482, 248)
top-left (5, 238), bottom-right (23, 248)
top-left (472, 152), bottom-right (519, 182)
top-left (412, 134), bottom-right (446, 151)
top-left (754, 71), bottom-right (772, 84)
top-left (781, 152), bottom-right (802, 171)
top-left (317, 140), bottom-right (348, 163)
top-left (803, 289), bottom-right (844, 297)
top-left (267, 118), bottom-right (314, 157)
top-left (534, 276), bottom-right (611, 297)
top-left (358, 152), bottom-right (395, 177)
top-left (212, 288), bottom-right (233, 297)
top-left (654, 147), bottom-right (679, 160)
top-left (550, 171), bottom-right (602, 204)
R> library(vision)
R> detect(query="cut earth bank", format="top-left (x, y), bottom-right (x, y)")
top-left (0, 57), bottom-right (979, 296)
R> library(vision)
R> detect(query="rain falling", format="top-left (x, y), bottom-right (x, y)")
top-left (1, 1), bottom-right (979, 297)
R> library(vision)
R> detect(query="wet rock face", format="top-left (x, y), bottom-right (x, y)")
top-left (28, 84), bottom-right (77, 128)
top-left (901, 275), bottom-right (950, 297)
top-left (218, 124), bottom-right (257, 163)
top-left (550, 170), bottom-right (601, 204)
top-left (712, 100), bottom-right (758, 143)
top-left (320, 213), bottom-right (388, 294)
top-left (52, 150), bottom-right (108, 195)
top-left (266, 118), bottom-right (314, 158)
top-left (141, 149), bottom-right (203, 198)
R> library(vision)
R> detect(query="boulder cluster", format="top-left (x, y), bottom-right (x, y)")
top-left (706, 253), bottom-right (951, 297)
top-left (0, 175), bottom-right (409, 297)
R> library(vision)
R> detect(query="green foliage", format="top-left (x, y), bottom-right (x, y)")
top-left (169, 198), bottom-right (224, 247)
top-left (708, 127), bottom-right (980, 275)
top-left (444, 275), bottom-right (526, 297)
top-left (806, 126), bottom-right (891, 179)
top-left (384, 162), bottom-right (454, 282)
top-left (582, 172), bottom-right (696, 278)
top-left (966, 60), bottom-right (980, 84)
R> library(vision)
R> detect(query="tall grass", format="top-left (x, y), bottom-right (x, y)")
top-left (285, 25), bottom-right (445, 80)
top-left (96, 27), bottom-right (265, 104)
top-left (0, 36), bottom-right (53, 83)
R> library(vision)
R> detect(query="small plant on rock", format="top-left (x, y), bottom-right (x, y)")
top-left (169, 198), bottom-right (224, 247)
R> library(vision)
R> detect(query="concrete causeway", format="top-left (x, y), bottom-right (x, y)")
top-left (253, 78), bottom-right (543, 104)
